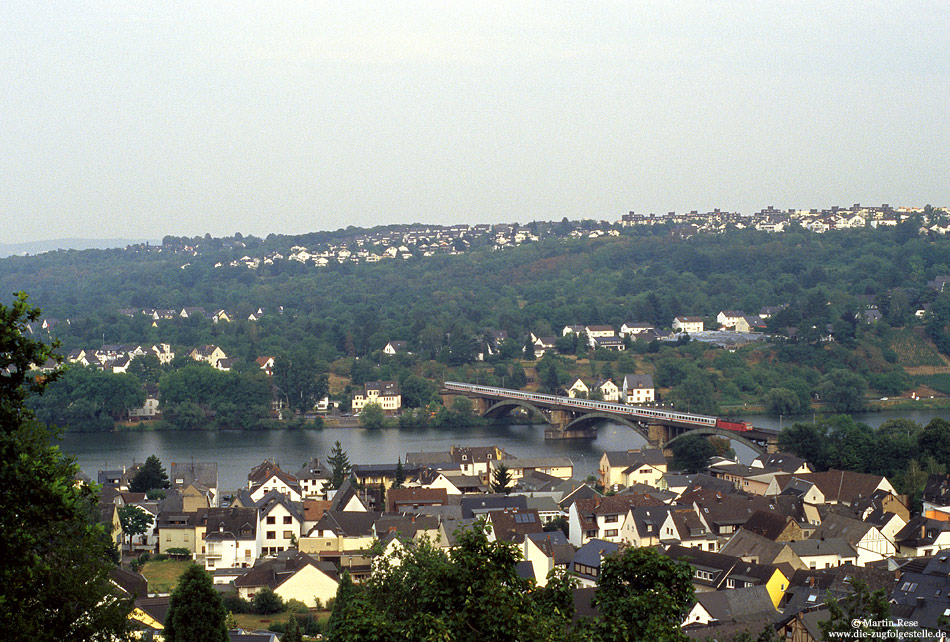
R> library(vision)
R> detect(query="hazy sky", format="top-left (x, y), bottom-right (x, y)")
top-left (2, 2), bottom-right (948, 243)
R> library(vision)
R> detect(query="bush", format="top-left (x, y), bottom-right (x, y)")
top-left (129, 551), bottom-right (151, 572)
top-left (253, 587), bottom-right (284, 614)
top-left (222, 592), bottom-right (252, 614)
top-left (302, 614), bottom-right (323, 636)
top-left (165, 547), bottom-right (191, 559)
top-left (284, 598), bottom-right (308, 614)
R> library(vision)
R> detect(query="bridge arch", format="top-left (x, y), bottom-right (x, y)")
top-left (562, 412), bottom-right (650, 443)
top-left (663, 427), bottom-right (766, 455)
top-left (482, 399), bottom-right (548, 421)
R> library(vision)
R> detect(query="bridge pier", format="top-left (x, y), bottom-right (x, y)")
top-left (647, 422), bottom-right (670, 448)
top-left (440, 394), bottom-right (488, 415)
top-left (544, 409), bottom-right (596, 439)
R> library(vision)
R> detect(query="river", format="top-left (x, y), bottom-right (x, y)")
top-left (61, 408), bottom-right (950, 492)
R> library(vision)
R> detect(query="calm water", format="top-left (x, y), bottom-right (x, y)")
top-left (61, 423), bottom-right (650, 491)
top-left (61, 408), bottom-right (950, 492)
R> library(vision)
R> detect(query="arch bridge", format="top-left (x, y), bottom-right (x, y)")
top-left (441, 381), bottom-right (777, 454)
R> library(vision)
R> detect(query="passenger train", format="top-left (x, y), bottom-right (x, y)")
top-left (443, 381), bottom-right (754, 432)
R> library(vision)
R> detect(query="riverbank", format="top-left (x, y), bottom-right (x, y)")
top-left (720, 396), bottom-right (950, 418)
top-left (92, 413), bottom-right (544, 434)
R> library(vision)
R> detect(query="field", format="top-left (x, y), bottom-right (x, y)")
top-left (912, 374), bottom-right (950, 396)
top-left (889, 329), bottom-right (947, 367)
top-left (139, 559), bottom-right (191, 594)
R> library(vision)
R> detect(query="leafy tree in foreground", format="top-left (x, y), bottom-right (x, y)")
top-left (0, 292), bottom-right (132, 641)
top-left (118, 504), bottom-right (153, 550)
top-left (164, 564), bottom-right (228, 642)
top-left (129, 454), bottom-right (169, 493)
top-left (328, 522), bottom-right (574, 641)
top-left (576, 547), bottom-right (694, 642)
top-left (819, 578), bottom-right (892, 640)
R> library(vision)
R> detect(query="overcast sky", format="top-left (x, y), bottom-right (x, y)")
top-left (2, 2), bottom-right (948, 243)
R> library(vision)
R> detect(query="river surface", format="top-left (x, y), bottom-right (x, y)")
top-left (61, 408), bottom-right (950, 492)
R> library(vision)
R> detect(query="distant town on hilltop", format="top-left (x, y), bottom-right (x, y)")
top-left (133, 202), bottom-right (948, 270)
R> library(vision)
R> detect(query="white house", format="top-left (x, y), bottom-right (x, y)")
top-left (567, 378), bottom-right (589, 398)
top-left (622, 374), bottom-right (655, 405)
top-left (619, 322), bottom-right (654, 337)
top-left (258, 491), bottom-right (304, 557)
top-left (672, 316), bottom-right (704, 334)
top-left (594, 378), bottom-right (621, 402)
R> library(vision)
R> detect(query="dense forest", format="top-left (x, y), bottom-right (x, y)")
top-left (6, 218), bottom-right (950, 431)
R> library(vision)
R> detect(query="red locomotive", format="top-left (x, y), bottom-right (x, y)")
top-left (715, 418), bottom-right (753, 432)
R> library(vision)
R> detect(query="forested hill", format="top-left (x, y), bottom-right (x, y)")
top-left (1, 222), bottom-right (945, 349)
top-left (5, 220), bottom-right (950, 430)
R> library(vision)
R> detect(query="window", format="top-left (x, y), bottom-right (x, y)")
top-left (604, 514), bottom-right (618, 523)
top-left (283, 516), bottom-right (292, 524)
top-left (267, 531), bottom-right (276, 540)
top-left (605, 529), bottom-right (618, 537)
top-left (267, 516), bottom-right (276, 525)
top-left (284, 531), bottom-right (293, 539)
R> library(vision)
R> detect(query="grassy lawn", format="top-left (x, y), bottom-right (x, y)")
top-left (232, 610), bottom-right (330, 633)
top-left (139, 559), bottom-right (192, 594)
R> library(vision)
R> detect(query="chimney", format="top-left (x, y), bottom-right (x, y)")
top-left (922, 524), bottom-right (927, 539)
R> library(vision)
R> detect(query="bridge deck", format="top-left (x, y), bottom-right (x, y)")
top-left (443, 381), bottom-right (778, 437)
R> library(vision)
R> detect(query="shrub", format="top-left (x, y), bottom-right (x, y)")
top-left (130, 551), bottom-right (151, 571)
top-left (165, 547), bottom-right (191, 559)
top-left (253, 587), bottom-right (283, 614)
top-left (284, 598), bottom-right (308, 614)
top-left (222, 592), bottom-right (252, 614)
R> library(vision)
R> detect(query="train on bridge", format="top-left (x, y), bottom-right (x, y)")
top-left (443, 382), bottom-right (754, 433)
